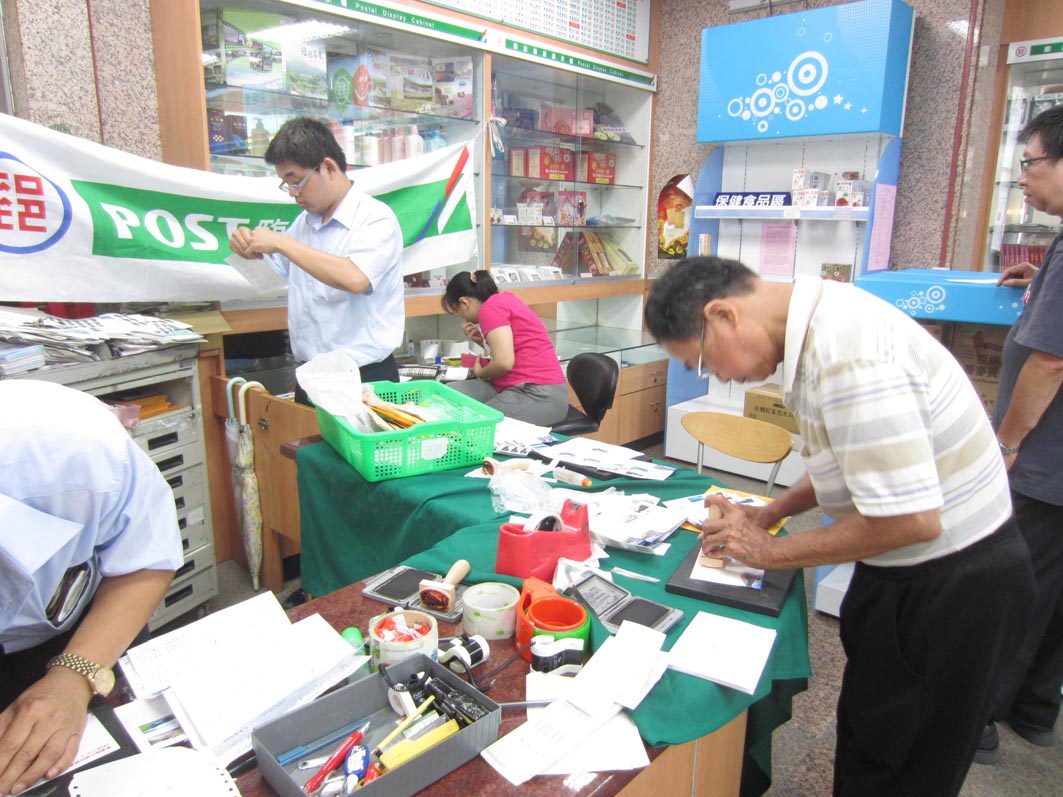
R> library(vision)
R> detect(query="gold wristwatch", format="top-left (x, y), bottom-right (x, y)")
top-left (47, 653), bottom-right (115, 697)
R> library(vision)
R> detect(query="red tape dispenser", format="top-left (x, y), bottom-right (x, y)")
top-left (495, 499), bottom-right (592, 582)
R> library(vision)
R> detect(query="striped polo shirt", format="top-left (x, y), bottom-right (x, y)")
top-left (781, 275), bottom-right (1011, 566)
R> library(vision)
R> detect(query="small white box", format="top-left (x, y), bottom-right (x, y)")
top-left (792, 168), bottom-right (832, 192)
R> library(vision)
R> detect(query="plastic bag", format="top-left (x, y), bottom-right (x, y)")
top-left (488, 468), bottom-right (553, 514)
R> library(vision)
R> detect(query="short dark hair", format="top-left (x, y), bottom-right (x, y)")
top-left (1019, 105), bottom-right (1063, 161)
top-left (265, 117), bottom-right (346, 172)
top-left (644, 256), bottom-right (758, 342)
top-left (441, 270), bottom-right (499, 313)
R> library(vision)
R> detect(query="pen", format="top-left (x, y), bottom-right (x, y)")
top-left (372, 694), bottom-right (437, 756)
top-left (302, 720), bottom-right (370, 794)
top-left (277, 716), bottom-right (370, 767)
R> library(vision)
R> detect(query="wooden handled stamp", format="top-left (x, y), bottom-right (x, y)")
top-left (419, 559), bottom-right (470, 612)
top-left (698, 504), bottom-right (725, 568)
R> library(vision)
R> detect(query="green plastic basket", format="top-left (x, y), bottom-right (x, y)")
top-left (316, 381), bottom-right (503, 482)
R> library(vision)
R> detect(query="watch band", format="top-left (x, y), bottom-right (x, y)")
top-left (998, 440), bottom-right (1020, 456)
top-left (47, 653), bottom-right (114, 697)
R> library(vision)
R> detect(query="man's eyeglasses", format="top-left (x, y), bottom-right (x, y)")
top-left (695, 320), bottom-right (709, 380)
top-left (278, 163), bottom-right (321, 194)
top-left (1020, 155), bottom-right (1051, 173)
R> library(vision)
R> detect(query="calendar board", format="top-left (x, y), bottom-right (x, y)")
top-left (425, 0), bottom-right (651, 64)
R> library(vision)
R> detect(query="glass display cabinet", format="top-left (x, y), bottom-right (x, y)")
top-left (199, 0), bottom-right (485, 290)
top-left (488, 52), bottom-right (652, 286)
top-left (983, 37), bottom-right (1063, 272)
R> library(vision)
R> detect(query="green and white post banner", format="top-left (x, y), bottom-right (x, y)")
top-left (0, 113), bottom-right (477, 301)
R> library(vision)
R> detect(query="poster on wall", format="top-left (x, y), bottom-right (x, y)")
top-left (657, 175), bottom-right (693, 259)
top-left (0, 114), bottom-right (478, 301)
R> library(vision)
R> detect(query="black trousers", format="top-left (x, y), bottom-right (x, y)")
top-left (834, 518), bottom-right (1034, 797)
top-left (990, 491), bottom-right (1063, 730)
top-left (294, 354), bottom-right (399, 406)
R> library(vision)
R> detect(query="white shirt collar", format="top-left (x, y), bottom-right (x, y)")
top-left (782, 274), bottom-right (824, 395)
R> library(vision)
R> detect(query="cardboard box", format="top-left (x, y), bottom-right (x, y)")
top-left (835, 179), bottom-right (872, 207)
top-left (949, 323), bottom-right (1007, 415)
top-left (509, 147), bottom-right (526, 177)
top-left (743, 383), bottom-right (799, 434)
top-left (526, 146), bottom-right (575, 181)
top-left (793, 189), bottom-right (835, 207)
top-left (792, 169), bottom-right (831, 192)
top-left (576, 151), bottom-right (617, 184)
top-left (253, 655), bottom-right (500, 797)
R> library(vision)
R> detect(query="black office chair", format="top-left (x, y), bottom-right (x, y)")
top-left (551, 352), bottom-right (619, 436)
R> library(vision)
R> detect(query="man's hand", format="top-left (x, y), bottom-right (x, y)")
top-left (997, 261), bottom-right (1038, 288)
top-left (229, 226), bottom-right (287, 260)
top-left (698, 493), bottom-right (776, 569)
top-left (0, 668), bottom-right (91, 796)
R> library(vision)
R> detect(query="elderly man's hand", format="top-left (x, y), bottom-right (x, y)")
top-left (0, 669), bottom-right (91, 796)
top-left (698, 493), bottom-right (776, 569)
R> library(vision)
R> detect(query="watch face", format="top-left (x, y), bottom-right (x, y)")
top-left (91, 666), bottom-right (116, 697)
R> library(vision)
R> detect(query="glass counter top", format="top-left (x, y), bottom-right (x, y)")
top-left (549, 324), bottom-right (663, 365)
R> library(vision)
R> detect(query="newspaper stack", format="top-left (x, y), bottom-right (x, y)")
top-left (0, 306), bottom-right (205, 369)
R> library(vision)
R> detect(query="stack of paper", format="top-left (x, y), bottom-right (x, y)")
top-left (666, 611), bottom-right (777, 694)
top-left (0, 306), bottom-right (205, 364)
top-left (119, 593), bottom-right (365, 765)
top-left (0, 341), bottom-right (46, 376)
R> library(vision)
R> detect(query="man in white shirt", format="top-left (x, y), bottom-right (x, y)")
top-left (645, 256), bottom-right (1035, 797)
top-left (229, 117), bottom-right (405, 402)
top-left (0, 380), bottom-right (182, 795)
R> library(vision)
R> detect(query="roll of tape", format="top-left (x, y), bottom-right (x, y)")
top-left (368, 609), bottom-right (438, 671)
top-left (462, 582), bottom-right (520, 639)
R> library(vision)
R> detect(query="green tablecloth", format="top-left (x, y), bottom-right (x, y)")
top-left (297, 440), bottom-right (729, 597)
top-left (296, 440), bottom-right (811, 795)
top-left (297, 441), bottom-right (511, 597)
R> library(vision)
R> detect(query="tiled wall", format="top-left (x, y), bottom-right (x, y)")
top-left (650, 0), bottom-right (1006, 275)
top-left (2, 0), bottom-right (160, 159)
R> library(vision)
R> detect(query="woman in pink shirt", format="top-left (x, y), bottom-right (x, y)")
top-left (441, 270), bottom-right (568, 425)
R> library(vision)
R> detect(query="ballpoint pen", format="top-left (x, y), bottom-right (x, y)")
top-left (302, 720), bottom-right (371, 794)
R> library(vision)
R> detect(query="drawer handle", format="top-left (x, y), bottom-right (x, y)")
top-left (174, 496), bottom-right (185, 510)
top-left (166, 474), bottom-right (183, 489)
top-left (165, 584), bottom-right (194, 607)
top-left (156, 455), bottom-right (184, 473)
top-left (174, 560), bottom-right (195, 579)
top-left (178, 517), bottom-right (187, 530)
top-left (148, 432), bottom-right (179, 451)
top-left (182, 538), bottom-right (189, 551)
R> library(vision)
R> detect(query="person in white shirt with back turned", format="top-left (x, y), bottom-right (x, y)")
top-left (0, 380), bottom-right (182, 795)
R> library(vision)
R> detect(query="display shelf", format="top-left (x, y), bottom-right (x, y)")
top-left (694, 205), bottom-right (870, 222)
top-left (490, 50), bottom-right (652, 282)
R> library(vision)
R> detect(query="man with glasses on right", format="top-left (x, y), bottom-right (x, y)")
top-left (229, 116), bottom-right (405, 404)
top-left (976, 104), bottom-right (1063, 765)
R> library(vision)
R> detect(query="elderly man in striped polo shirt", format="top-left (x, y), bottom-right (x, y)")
top-left (645, 256), bottom-right (1034, 797)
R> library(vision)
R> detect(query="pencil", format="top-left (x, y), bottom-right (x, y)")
top-left (372, 694), bottom-right (437, 756)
